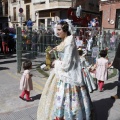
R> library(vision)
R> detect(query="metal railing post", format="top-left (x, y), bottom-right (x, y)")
top-left (16, 27), bottom-right (22, 73)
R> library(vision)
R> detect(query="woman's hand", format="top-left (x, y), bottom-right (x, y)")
top-left (48, 49), bottom-right (53, 54)
top-left (48, 47), bottom-right (57, 54)
top-left (108, 61), bottom-right (113, 68)
top-left (53, 47), bottom-right (57, 50)
top-left (51, 60), bottom-right (56, 68)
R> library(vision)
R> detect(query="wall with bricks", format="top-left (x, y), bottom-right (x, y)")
top-left (100, 2), bottom-right (120, 29)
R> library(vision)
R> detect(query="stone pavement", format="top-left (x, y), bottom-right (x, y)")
top-left (0, 50), bottom-right (120, 120)
top-left (0, 53), bottom-right (46, 120)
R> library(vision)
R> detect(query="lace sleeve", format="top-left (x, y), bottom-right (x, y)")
top-left (61, 43), bottom-right (74, 72)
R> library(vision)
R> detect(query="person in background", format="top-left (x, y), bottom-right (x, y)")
top-left (90, 50), bottom-right (112, 92)
top-left (27, 18), bottom-right (33, 51)
top-left (27, 18), bottom-right (33, 29)
top-left (91, 44), bottom-right (99, 64)
top-left (1, 29), bottom-right (9, 55)
top-left (19, 60), bottom-right (33, 102)
top-left (87, 36), bottom-right (93, 52)
top-left (111, 43), bottom-right (120, 99)
top-left (110, 31), bottom-right (117, 50)
top-left (8, 33), bottom-right (15, 53)
top-left (31, 31), bottom-right (38, 56)
top-left (75, 35), bottom-right (83, 48)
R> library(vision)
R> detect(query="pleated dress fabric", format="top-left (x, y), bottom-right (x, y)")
top-left (80, 56), bottom-right (96, 93)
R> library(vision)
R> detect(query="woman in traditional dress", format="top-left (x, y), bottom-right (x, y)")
top-left (37, 20), bottom-right (94, 120)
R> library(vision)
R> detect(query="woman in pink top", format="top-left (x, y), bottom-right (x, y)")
top-left (91, 50), bottom-right (112, 92)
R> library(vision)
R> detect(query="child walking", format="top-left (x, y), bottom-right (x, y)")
top-left (91, 50), bottom-right (112, 92)
top-left (19, 60), bottom-right (33, 102)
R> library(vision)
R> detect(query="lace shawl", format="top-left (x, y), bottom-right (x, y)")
top-left (54, 35), bottom-right (84, 86)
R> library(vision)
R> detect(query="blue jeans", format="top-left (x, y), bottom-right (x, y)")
top-left (117, 69), bottom-right (120, 98)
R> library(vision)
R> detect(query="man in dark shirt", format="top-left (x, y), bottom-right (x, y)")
top-left (111, 43), bottom-right (120, 99)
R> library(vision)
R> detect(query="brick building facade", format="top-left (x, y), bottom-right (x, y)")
top-left (100, 0), bottom-right (120, 29)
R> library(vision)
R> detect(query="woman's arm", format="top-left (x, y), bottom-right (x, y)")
top-left (108, 61), bottom-right (113, 68)
top-left (90, 63), bottom-right (97, 71)
top-left (60, 43), bottom-right (74, 72)
top-left (26, 73), bottom-right (32, 80)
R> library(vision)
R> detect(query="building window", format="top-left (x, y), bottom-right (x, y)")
top-left (13, 7), bottom-right (16, 21)
top-left (116, 9), bottom-right (120, 29)
top-left (24, 0), bottom-right (31, 4)
top-left (26, 5), bottom-right (30, 21)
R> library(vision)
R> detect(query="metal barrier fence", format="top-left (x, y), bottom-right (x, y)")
top-left (102, 28), bottom-right (120, 50)
top-left (16, 26), bottom-right (120, 73)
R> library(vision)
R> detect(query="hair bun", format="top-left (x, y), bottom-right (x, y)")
top-left (53, 19), bottom-right (75, 37)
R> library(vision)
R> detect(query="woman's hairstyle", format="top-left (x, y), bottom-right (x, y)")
top-left (99, 50), bottom-right (107, 57)
top-left (58, 21), bottom-right (71, 36)
top-left (78, 49), bottom-right (83, 56)
top-left (23, 60), bottom-right (32, 70)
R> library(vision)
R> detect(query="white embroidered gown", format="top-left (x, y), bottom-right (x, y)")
top-left (37, 35), bottom-right (94, 120)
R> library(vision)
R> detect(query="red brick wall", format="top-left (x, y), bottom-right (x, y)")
top-left (100, 2), bottom-right (120, 29)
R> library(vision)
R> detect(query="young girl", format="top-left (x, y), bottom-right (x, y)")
top-left (91, 50), bottom-right (112, 92)
top-left (19, 60), bottom-right (33, 102)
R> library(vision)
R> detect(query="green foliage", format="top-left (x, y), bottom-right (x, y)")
top-left (108, 68), bottom-right (117, 79)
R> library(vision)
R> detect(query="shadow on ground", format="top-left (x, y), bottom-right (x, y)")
top-left (93, 98), bottom-right (115, 120)
top-left (0, 60), bottom-right (16, 64)
top-left (104, 81), bottom-right (118, 90)
top-left (0, 67), bottom-right (9, 70)
top-left (31, 94), bottom-right (41, 101)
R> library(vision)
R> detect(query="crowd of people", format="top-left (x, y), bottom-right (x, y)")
top-left (0, 29), bottom-right (16, 56)
top-left (18, 19), bottom-right (120, 120)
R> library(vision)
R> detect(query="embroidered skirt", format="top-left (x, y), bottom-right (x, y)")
top-left (37, 70), bottom-right (94, 120)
